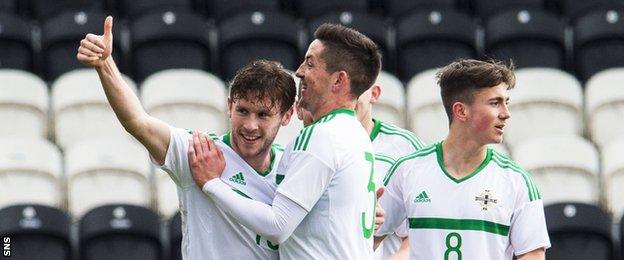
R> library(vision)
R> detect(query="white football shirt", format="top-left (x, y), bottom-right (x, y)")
top-left (156, 127), bottom-right (283, 260)
top-left (276, 108), bottom-right (376, 259)
top-left (378, 142), bottom-right (551, 259)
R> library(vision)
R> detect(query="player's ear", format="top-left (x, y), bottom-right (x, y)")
top-left (281, 106), bottom-right (294, 126)
top-left (370, 85), bottom-right (381, 103)
top-left (332, 70), bottom-right (348, 92)
top-left (452, 101), bottom-right (468, 122)
top-left (226, 97), bottom-right (233, 118)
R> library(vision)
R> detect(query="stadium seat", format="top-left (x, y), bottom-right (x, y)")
top-left (0, 0), bottom-right (18, 14)
top-left (168, 211), bottom-right (182, 260)
top-left (0, 69), bottom-right (48, 138)
top-left (65, 139), bottom-right (151, 217)
top-left (601, 138), bottom-right (624, 217)
top-left (585, 68), bottom-right (624, 148)
top-left (381, 0), bottom-right (456, 19)
top-left (574, 9), bottom-right (624, 81)
top-left (79, 204), bottom-right (162, 260)
top-left (131, 11), bottom-right (212, 82)
top-left (41, 11), bottom-right (125, 81)
top-left (504, 68), bottom-right (584, 148)
top-left (218, 10), bottom-right (300, 81)
top-left (484, 9), bottom-right (566, 70)
top-left (52, 69), bottom-right (137, 149)
top-left (204, 0), bottom-right (279, 21)
top-left (117, 0), bottom-right (193, 18)
top-left (471, 0), bottom-right (545, 19)
top-left (140, 69), bottom-right (228, 133)
top-left (27, 0), bottom-right (106, 21)
top-left (545, 202), bottom-right (614, 260)
top-left (0, 204), bottom-right (72, 260)
top-left (406, 69), bottom-right (448, 144)
top-left (373, 71), bottom-right (406, 127)
top-left (395, 9), bottom-right (477, 82)
top-left (551, 0), bottom-right (624, 21)
top-left (0, 138), bottom-right (63, 209)
top-left (154, 168), bottom-right (179, 217)
top-left (0, 14), bottom-right (34, 72)
top-left (308, 11), bottom-right (391, 71)
top-left (290, 0), bottom-right (367, 19)
top-left (512, 136), bottom-right (600, 205)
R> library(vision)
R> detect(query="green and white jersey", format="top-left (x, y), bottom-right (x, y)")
top-left (378, 142), bottom-right (550, 259)
top-left (156, 126), bottom-right (284, 260)
top-left (276, 109), bottom-right (376, 259)
top-left (369, 119), bottom-right (425, 260)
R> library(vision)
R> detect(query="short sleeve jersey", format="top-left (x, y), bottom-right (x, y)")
top-left (156, 127), bottom-right (284, 260)
top-left (369, 119), bottom-right (425, 260)
top-left (378, 142), bottom-right (551, 259)
top-left (276, 109), bottom-right (376, 260)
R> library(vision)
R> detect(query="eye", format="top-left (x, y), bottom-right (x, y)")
top-left (258, 111), bottom-right (269, 118)
top-left (237, 108), bottom-right (248, 115)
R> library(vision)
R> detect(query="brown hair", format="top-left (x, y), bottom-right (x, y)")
top-left (229, 60), bottom-right (296, 114)
top-left (436, 58), bottom-right (515, 123)
top-left (314, 23), bottom-right (382, 98)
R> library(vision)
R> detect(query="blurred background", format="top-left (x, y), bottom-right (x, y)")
top-left (0, 0), bottom-right (623, 259)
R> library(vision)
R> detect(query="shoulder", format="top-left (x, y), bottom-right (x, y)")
top-left (377, 120), bottom-right (426, 150)
top-left (490, 150), bottom-right (542, 202)
top-left (383, 143), bottom-right (437, 185)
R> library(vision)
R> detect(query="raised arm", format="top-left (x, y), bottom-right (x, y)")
top-left (77, 16), bottom-right (170, 164)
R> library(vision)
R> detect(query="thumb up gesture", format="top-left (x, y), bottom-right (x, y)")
top-left (77, 16), bottom-right (113, 68)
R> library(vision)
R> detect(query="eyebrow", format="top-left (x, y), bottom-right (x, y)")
top-left (488, 96), bottom-right (509, 102)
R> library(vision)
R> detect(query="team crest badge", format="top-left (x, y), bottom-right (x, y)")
top-left (475, 190), bottom-right (498, 210)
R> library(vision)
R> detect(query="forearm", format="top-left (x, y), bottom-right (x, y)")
top-left (516, 248), bottom-right (545, 260)
top-left (203, 179), bottom-right (307, 244)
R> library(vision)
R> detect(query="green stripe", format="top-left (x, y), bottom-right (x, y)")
top-left (300, 124), bottom-right (315, 150)
top-left (383, 145), bottom-right (437, 185)
top-left (232, 188), bottom-right (251, 199)
top-left (380, 124), bottom-right (425, 150)
top-left (375, 154), bottom-right (396, 165)
top-left (491, 152), bottom-right (541, 201)
top-left (294, 127), bottom-right (308, 150)
top-left (409, 218), bottom-right (510, 236)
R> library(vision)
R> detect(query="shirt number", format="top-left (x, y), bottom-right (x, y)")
top-left (361, 152), bottom-right (376, 238)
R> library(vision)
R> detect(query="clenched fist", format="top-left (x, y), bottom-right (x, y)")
top-left (76, 16), bottom-right (113, 68)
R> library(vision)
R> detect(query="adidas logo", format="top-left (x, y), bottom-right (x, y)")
top-left (413, 191), bottom-right (431, 203)
top-left (229, 172), bottom-right (246, 185)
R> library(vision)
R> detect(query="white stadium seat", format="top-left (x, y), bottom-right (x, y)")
top-left (512, 135), bottom-right (600, 205)
top-left (141, 69), bottom-right (228, 134)
top-left (585, 68), bottom-right (624, 148)
top-left (0, 69), bottom-right (49, 138)
top-left (155, 167), bottom-right (180, 217)
top-left (52, 69), bottom-right (137, 149)
top-left (373, 71), bottom-right (406, 127)
top-left (505, 68), bottom-right (584, 148)
top-left (601, 137), bottom-right (624, 217)
top-left (406, 69), bottom-right (448, 144)
top-left (0, 138), bottom-right (63, 208)
top-left (65, 139), bottom-right (151, 217)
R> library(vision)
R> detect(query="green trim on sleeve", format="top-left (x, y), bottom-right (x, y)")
top-left (379, 122), bottom-right (426, 150)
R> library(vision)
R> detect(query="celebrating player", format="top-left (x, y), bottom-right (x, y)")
top-left (376, 59), bottom-right (550, 259)
top-left (191, 23), bottom-right (382, 259)
top-left (76, 16), bottom-right (297, 259)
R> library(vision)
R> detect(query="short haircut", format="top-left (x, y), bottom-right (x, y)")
top-left (436, 58), bottom-right (516, 123)
top-left (229, 60), bottom-right (296, 114)
top-left (314, 23), bottom-right (382, 99)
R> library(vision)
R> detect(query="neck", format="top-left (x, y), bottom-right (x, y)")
top-left (442, 125), bottom-right (488, 179)
top-left (312, 99), bottom-right (356, 121)
top-left (362, 116), bottom-right (375, 135)
top-left (242, 149), bottom-right (272, 174)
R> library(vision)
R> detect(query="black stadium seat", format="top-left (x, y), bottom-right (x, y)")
top-left (218, 10), bottom-right (300, 80)
top-left (41, 10), bottom-right (124, 81)
top-left (26, 0), bottom-right (106, 21)
top-left (545, 202), bottom-right (615, 260)
top-left (573, 9), bottom-right (624, 81)
top-left (484, 9), bottom-right (566, 70)
top-left (308, 11), bottom-right (391, 70)
top-left (291, 0), bottom-right (368, 19)
top-left (168, 211), bottom-right (182, 260)
top-left (0, 204), bottom-right (72, 260)
top-left (0, 0), bottom-right (18, 14)
top-left (381, 0), bottom-right (456, 19)
top-left (0, 13), bottom-right (34, 72)
top-left (131, 10), bottom-right (211, 82)
top-left (116, 0), bottom-right (193, 19)
top-left (471, 0), bottom-right (545, 19)
top-left (79, 204), bottom-right (162, 260)
top-left (395, 9), bottom-right (477, 82)
top-left (204, 0), bottom-right (279, 21)
top-left (551, 0), bottom-right (624, 21)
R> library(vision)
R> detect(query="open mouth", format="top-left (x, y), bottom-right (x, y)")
top-left (495, 125), bottom-right (505, 133)
top-left (241, 134), bottom-right (261, 142)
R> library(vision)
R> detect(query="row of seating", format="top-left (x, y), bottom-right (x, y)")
top-left (2, 0), bottom-right (623, 21)
top-left (0, 202), bottom-right (620, 260)
top-left (1, 8), bottom-right (624, 81)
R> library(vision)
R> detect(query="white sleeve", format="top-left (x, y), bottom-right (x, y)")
top-left (202, 178), bottom-right (308, 244)
top-left (275, 150), bottom-right (335, 211)
top-left (510, 183), bottom-right (551, 255)
top-left (150, 126), bottom-right (194, 188)
top-left (376, 162), bottom-right (407, 236)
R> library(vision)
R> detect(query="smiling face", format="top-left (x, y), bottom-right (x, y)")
top-left (227, 97), bottom-right (290, 160)
top-left (295, 39), bottom-right (335, 118)
top-left (464, 83), bottom-right (511, 144)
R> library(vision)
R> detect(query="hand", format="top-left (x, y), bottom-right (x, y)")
top-left (76, 16), bottom-right (113, 68)
top-left (189, 131), bottom-right (226, 188)
top-left (374, 187), bottom-right (385, 230)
